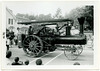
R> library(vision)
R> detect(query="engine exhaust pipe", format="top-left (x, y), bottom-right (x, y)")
top-left (78, 17), bottom-right (85, 35)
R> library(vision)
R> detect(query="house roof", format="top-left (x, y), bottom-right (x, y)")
top-left (6, 7), bottom-right (30, 22)
top-left (6, 7), bottom-right (16, 20)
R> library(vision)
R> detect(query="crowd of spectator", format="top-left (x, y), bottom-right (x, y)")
top-left (6, 29), bottom-right (16, 50)
top-left (6, 54), bottom-right (43, 65)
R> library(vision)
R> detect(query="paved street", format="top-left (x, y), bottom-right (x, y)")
top-left (7, 44), bottom-right (93, 65)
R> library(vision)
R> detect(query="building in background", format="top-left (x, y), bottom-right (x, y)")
top-left (16, 16), bottom-right (31, 34)
top-left (6, 7), bottom-right (17, 32)
top-left (16, 16), bottom-right (30, 28)
top-left (6, 7), bottom-right (30, 34)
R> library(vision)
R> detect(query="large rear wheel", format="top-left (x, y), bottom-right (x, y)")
top-left (23, 35), bottom-right (43, 57)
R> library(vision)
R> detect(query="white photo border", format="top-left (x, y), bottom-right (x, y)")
top-left (1, 1), bottom-right (99, 69)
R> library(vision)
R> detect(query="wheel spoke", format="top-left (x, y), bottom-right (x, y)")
top-left (24, 44), bottom-right (29, 47)
top-left (25, 40), bottom-right (29, 44)
top-left (29, 36), bottom-right (33, 41)
top-left (36, 46), bottom-right (42, 48)
top-left (35, 40), bottom-right (39, 43)
top-left (33, 49), bottom-right (38, 55)
top-left (33, 37), bottom-right (36, 41)
top-left (27, 37), bottom-right (31, 42)
top-left (35, 47), bottom-right (40, 51)
top-left (35, 42), bottom-right (40, 45)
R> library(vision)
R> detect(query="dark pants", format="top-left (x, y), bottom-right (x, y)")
top-left (10, 40), bottom-right (13, 45)
top-left (6, 45), bottom-right (9, 50)
top-left (14, 39), bottom-right (18, 45)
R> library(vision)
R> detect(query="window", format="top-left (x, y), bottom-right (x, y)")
top-left (8, 19), bottom-right (13, 25)
top-left (8, 18), bottom-right (10, 24)
top-left (11, 19), bottom-right (13, 25)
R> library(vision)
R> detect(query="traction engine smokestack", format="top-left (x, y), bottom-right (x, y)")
top-left (78, 17), bottom-right (85, 35)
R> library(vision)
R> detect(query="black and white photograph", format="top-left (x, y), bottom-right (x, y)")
top-left (1, 1), bottom-right (99, 69)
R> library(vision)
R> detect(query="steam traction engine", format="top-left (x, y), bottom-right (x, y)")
top-left (18, 17), bottom-right (87, 60)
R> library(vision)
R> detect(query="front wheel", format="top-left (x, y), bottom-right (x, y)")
top-left (64, 45), bottom-right (79, 60)
top-left (23, 35), bottom-right (43, 57)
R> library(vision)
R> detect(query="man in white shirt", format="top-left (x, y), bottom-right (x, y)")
top-left (6, 37), bottom-right (10, 50)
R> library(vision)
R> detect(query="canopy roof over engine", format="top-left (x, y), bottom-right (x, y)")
top-left (18, 19), bottom-right (73, 25)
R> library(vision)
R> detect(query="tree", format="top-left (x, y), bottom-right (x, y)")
top-left (16, 13), bottom-right (35, 20)
top-left (35, 14), bottom-right (53, 21)
top-left (16, 13), bottom-right (25, 18)
top-left (28, 15), bottom-right (36, 20)
top-left (84, 6), bottom-right (94, 31)
top-left (65, 6), bottom-right (94, 31)
top-left (54, 8), bottom-right (63, 19)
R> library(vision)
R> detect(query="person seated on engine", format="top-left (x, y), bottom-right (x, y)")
top-left (28, 26), bottom-right (33, 35)
top-left (70, 26), bottom-right (80, 35)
